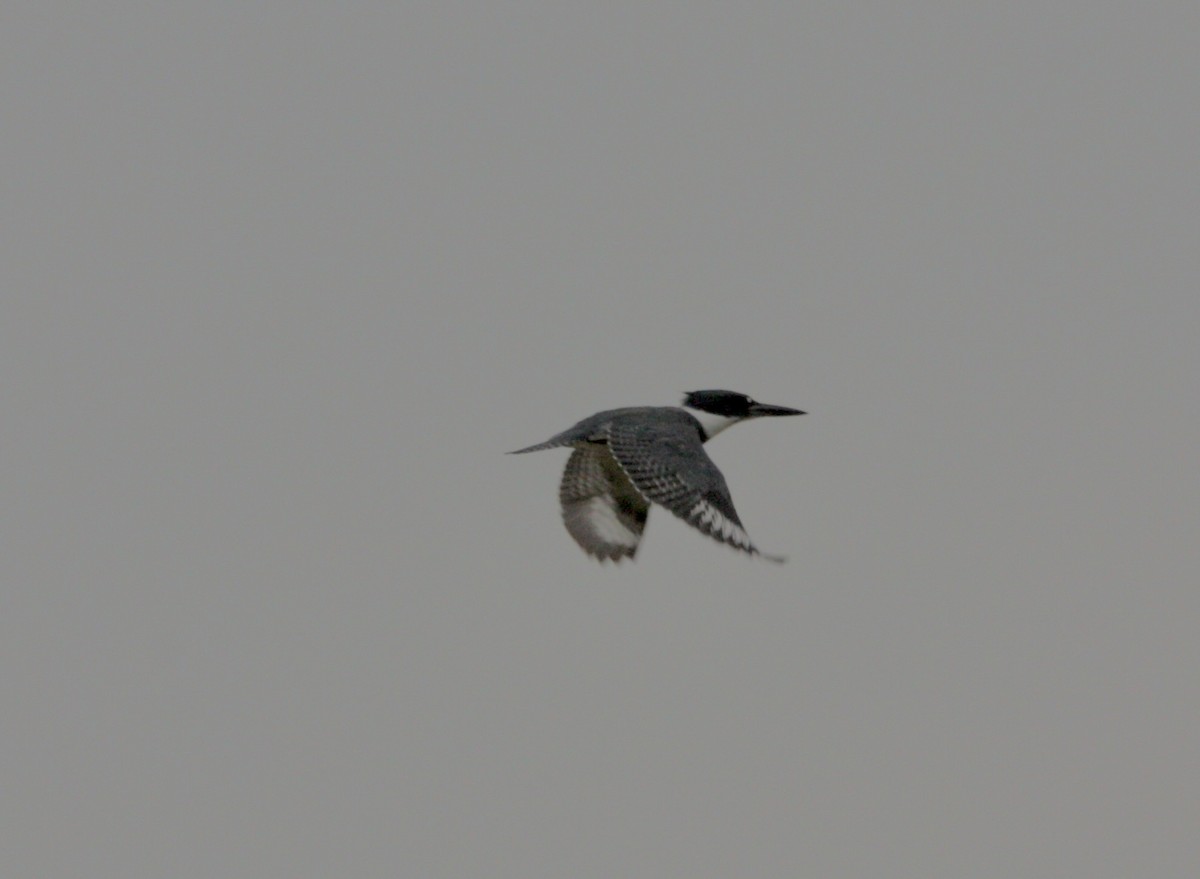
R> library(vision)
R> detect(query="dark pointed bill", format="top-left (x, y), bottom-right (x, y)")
top-left (748, 403), bottom-right (806, 417)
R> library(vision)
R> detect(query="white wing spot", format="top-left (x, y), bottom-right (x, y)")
top-left (582, 497), bottom-right (641, 549)
top-left (689, 500), bottom-right (753, 550)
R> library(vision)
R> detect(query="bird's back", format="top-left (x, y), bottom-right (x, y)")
top-left (510, 406), bottom-right (701, 453)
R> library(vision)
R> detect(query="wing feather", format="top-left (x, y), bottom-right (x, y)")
top-left (558, 446), bottom-right (648, 562)
top-left (606, 418), bottom-right (777, 559)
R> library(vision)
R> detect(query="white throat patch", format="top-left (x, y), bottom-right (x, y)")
top-left (685, 407), bottom-right (742, 440)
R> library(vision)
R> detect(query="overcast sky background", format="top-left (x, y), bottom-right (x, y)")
top-left (4, 4), bottom-right (1198, 877)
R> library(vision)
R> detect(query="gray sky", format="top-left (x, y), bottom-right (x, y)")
top-left (4, 4), bottom-right (1198, 877)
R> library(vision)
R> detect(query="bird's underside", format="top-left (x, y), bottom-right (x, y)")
top-left (512, 409), bottom-right (783, 563)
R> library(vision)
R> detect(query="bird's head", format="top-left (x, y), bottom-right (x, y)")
top-left (682, 390), bottom-right (805, 439)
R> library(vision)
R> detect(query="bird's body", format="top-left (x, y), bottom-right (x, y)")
top-left (510, 390), bottom-right (804, 562)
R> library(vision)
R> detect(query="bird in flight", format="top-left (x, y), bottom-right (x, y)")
top-left (510, 390), bottom-right (805, 562)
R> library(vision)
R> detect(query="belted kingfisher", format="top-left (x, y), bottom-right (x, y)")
top-left (510, 390), bottom-right (805, 562)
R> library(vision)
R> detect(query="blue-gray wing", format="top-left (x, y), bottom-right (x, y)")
top-left (556, 445), bottom-right (648, 562)
top-left (605, 419), bottom-right (777, 560)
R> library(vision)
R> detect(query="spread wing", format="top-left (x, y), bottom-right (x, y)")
top-left (606, 419), bottom-right (781, 561)
top-left (558, 445), bottom-right (649, 562)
